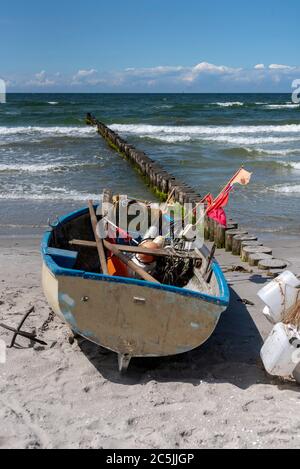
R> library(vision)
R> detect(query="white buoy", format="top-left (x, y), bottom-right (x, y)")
top-left (258, 271), bottom-right (300, 324)
top-left (293, 363), bottom-right (300, 385)
top-left (261, 322), bottom-right (300, 377)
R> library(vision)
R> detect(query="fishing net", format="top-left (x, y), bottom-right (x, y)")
top-left (154, 240), bottom-right (195, 288)
top-left (283, 300), bottom-right (300, 328)
top-left (154, 256), bottom-right (194, 288)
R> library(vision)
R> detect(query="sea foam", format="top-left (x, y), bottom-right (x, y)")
top-left (0, 126), bottom-right (96, 137)
top-left (110, 123), bottom-right (300, 136)
top-left (0, 184), bottom-right (100, 201)
top-left (271, 185), bottom-right (300, 193)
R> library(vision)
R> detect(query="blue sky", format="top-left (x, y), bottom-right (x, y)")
top-left (1, 0), bottom-right (300, 92)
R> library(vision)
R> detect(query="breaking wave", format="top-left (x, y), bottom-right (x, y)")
top-left (214, 102), bottom-right (244, 107)
top-left (110, 123), bottom-right (300, 146)
top-left (0, 161), bottom-right (102, 173)
top-left (264, 104), bottom-right (300, 110)
top-left (110, 123), bottom-right (300, 136)
top-left (0, 184), bottom-right (100, 201)
top-left (270, 185), bottom-right (300, 193)
top-left (0, 126), bottom-right (96, 137)
top-left (244, 147), bottom-right (300, 157)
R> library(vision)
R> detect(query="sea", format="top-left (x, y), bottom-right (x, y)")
top-left (0, 93), bottom-right (299, 238)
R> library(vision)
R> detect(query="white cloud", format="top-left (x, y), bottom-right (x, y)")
top-left (193, 62), bottom-right (236, 73)
top-left (26, 70), bottom-right (56, 87)
top-left (269, 64), bottom-right (295, 70)
top-left (72, 69), bottom-right (99, 85)
top-left (183, 62), bottom-right (241, 83)
top-left (254, 64), bottom-right (265, 70)
top-left (124, 65), bottom-right (185, 78)
top-left (75, 69), bottom-right (97, 78)
top-left (7, 61), bottom-right (300, 92)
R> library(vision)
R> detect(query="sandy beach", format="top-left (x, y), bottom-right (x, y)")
top-left (0, 235), bottom-right (299, 449)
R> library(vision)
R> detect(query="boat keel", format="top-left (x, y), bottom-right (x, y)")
top-left (118, 353), bottom-right (132, 373)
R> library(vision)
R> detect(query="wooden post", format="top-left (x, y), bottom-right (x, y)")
top-left (204, 216), bottom-right (210, 241)
top-left (241, 245), bottom-right (273, 263)
top-left (225, 230), bottom-right (248, 252)
top-left (215, 224), bottom-right (226, 249)
top-left (232, 235), bottom-right (258, 256)
top-left (209, 218), bottom-right (215, 242)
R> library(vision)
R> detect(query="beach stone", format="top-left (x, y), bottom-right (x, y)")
top-left (241, 245), bottom-right (272, 262)
top-left (225, 230), bottom-right (248, 252)
top-left (258, 258), bottom-right (288, 271)
top-left (248, 253), bottom-right (273, 267)
top-left (232, 235), bottom-right (258, 256)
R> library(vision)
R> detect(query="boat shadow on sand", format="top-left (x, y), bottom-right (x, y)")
top-left (77, 288), bottom-right (278, 390)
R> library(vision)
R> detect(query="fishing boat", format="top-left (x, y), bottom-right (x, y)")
top-left (41, 194), bottom-right (229, 372)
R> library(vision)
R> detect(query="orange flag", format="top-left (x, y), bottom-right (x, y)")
top-left (231, 168), bottom-right (252, 186)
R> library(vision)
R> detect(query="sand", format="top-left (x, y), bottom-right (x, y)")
top-left (0, 236), bottom-right (299, 449)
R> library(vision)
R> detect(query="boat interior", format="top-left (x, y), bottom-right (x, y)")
top-left (46, 202), bottom-right (220, 297)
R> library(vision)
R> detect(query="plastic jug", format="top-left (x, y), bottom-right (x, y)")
top-left (258, 271), bottom-right (300, 324)
top-left (293, 363), bottom-right (300, 385)
top-left (261, 322), bottom-right (300, 377)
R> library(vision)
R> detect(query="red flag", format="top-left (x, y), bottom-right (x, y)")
top-left (202, 193), bottom-right (214, 206)
top-left (206, 184), bottom-right (233, 227)
top-left (207, 207), bottom-right (227, 227)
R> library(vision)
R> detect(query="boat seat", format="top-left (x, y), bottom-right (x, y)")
top-left (45, 247), bottom-right (78, 269)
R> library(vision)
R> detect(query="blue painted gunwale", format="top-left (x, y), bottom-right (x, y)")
top-left (41, 207), bottom-right (230, 308)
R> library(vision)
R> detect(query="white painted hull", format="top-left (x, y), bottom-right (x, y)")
top-left (42, 262), bottom-right (225, 358)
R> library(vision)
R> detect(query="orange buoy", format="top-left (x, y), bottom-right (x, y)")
top-left (136, 240), bottom-right (159, 265)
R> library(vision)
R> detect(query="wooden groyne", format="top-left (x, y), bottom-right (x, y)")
top-left (86, 113), bottom-right (238, 249)
top-left (86, 114), bottom-right (202, 205)
top-left (85, 113), bottom-right (288, 272)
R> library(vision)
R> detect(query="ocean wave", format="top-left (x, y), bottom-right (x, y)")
top-left (264, 104), bottom-right (300, 110)
top-left (214, 102), bottom-right (244, 107)
top-left (0, 126), bottom-right (96, 137)
top-left (271, 185), bottom-right (300, 193)
top-left (0, 184), bottom-right (100, 201)
top-left (48, 102), bottom-right (59, 105)
top-left (285, 161), bottom-right (300, 170)
top-left (244, 147), bottom-right (300, 156)
top-left (209, 136), bottom-right (300, 145)
top-left (110, 123), bottom-right (300, 136)
top-left (142, 134), bottom-right (300, 145)
top-left (154, 105), bottom-right (174, 110)
top-left (0, 161), bottom-right (102, 173)
top-left (144, 135), bottom-right (191, 143)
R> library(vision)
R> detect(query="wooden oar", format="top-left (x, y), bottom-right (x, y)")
top-left (204, 243), bottom-right (216, 282)
top-left (88, 200), bottom-right (108, 275)
top-left (103, 239), bottom-right (160, 284)
top-left (69, 239), bottom-right (202, 260)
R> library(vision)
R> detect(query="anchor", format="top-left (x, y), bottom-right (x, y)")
top-left (0, 307), bottom-right (47, 348)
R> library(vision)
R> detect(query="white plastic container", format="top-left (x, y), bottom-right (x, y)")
top-left (258, 271), bottom-right (300, 324)
top-left (262, 306), bottom-right (273, 324)
top-left (293, 363), bottom-right (300, 385)
top-left (261, 322), bottom-right (300, 377)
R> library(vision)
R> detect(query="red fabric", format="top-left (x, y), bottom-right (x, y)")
top-left (202, 193), bottom-right (214, 206)
top-left (207, 208), bottom-right (227, 227)
top-left (211, 188), bottom-right (230, 210)
top-left (206, 184), bottom-right (233, 227)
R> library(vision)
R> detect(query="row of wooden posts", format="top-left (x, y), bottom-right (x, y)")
top-left (86, 113), bottom-right (232, 249)
top-left (86, 113), bottom-right (284, 265)
top-left (86, 114), bottom-right (203, 206)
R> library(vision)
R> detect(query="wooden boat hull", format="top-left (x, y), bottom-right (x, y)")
top-left (41, 207), bottom-right (230, 371)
